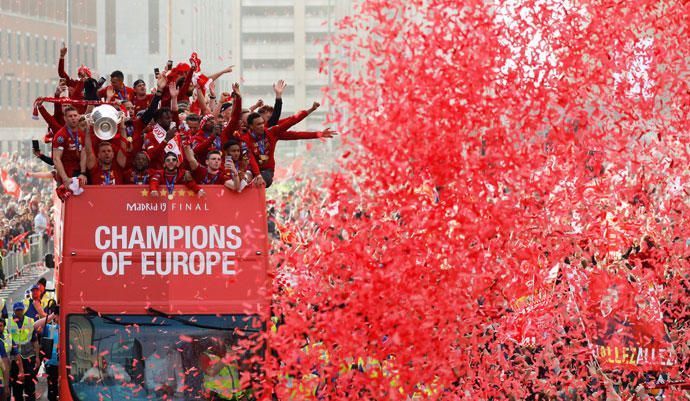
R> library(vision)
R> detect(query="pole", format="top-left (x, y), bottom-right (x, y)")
top-left (167, 0), bottom-right (172, 59)
top-left (66, 0), bottom-right (72, 73)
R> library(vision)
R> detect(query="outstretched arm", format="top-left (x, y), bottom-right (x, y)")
top-left (206, 65), bottom-right (234, 83)
top-left (267, 80), bottom-right (286, 127)
top-left (277, 127), bottom-right (338, 141)
top-left (57, 44), bottom-right (77, 86)
top-left (183, 142), bottom-right (199, 171)
top-left (221, 83), bottom-right (243, 142)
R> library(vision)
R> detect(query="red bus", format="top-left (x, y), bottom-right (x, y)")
top-left (52, 186), bottom-right (272, 401)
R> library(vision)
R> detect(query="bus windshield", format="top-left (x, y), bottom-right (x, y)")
top-left (67, 314), bottom-right (263, 401)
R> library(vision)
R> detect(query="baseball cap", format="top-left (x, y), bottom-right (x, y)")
top-left (220, 102), bottom-right (233, 113)
top-left (30, 284), bottom-right (40, 291)
top-left (132, 79), bottom-right (146, 88)
top-left (13, 301), bottom-right (24, 311)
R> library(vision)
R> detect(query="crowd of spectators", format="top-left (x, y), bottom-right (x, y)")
top-left (0, 153), bottom-right (54, 287)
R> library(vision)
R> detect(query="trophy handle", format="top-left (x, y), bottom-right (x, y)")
top-left (84, 112), bottom-right (94, 125)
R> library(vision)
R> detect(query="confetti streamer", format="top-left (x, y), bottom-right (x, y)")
top-left (265, 0), bottom-right (690, 399)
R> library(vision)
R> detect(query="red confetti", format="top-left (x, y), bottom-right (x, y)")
top-left (265, 0), bottom-right (690, 400)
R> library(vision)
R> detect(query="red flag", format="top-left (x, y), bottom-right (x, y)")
top-left (0, 169), bottom-right (21, 199)
top-left (9, 232), bottom-right (29, 245)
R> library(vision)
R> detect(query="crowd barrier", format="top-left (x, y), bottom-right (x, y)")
top-left (0, 233), bottom-right (53, 284)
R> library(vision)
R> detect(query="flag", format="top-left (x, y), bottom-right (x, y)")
top-left (275, 219), bottom-right (307, 246)
top-left (0, 169), bottom-right (21, 198)
top-left (9, 232), bottom-right (29, 245)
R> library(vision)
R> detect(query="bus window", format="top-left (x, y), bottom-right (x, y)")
top-left (67, 314), bottom-right (262, 401)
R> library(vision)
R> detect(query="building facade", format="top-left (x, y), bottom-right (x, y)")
top-left (98, 0), bottom-right (349, 160)
top-left (0, 0), bottom-right (97, 153)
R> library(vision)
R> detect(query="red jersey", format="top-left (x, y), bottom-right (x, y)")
top-left (190, 165), bottom-right (230, 185)
top-left (89, 164), bottom-right (124, 186)
top-left (97, 85), bottom-right (134, 102)
top-left (144, 123), bottom-right (183, 170)
top-left (129, 93), bottom-right (154, 115)
top-left (149, 169), bottom-right (201, 194)
top-left (191, 133), bottom-right (223, 161)
top-left (123, 168), bottom-right (154, 185)
top-left (52, 126), bottom-right (85, 175)
top-left (239, 110), bottom-right (316, 171)
top-left (58, 58), bottom-right (86, 112)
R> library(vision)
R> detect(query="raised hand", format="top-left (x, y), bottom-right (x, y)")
top-left (273, 80), bottom-right (287, 98)
top-left (232, 82), bottom-right (241, 96)
top-left (168, 82), bottom-right (179, 98)
top-left (165, 126), bottom-right (178, 142)
top-left (59, 44), bottom-right (67, 58)
top-left (320, 128), bottom-right (338, 138)
top-left (156, 71), bottom-right (168, 91)
top-left (309, 101), bottom-right (321, 113)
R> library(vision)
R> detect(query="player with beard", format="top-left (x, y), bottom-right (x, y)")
top-left (149, 152), bottom-right (205, 199)
top-left (239, 105), bottom-right (334, 188)
top-left (183, 138), bottom-right (238, 189)
top-left (129, 79), bottom-right (154, 115)
top-left (190, 114), bottom-right (221, 161)
top-left (145, 83), bottom-right (183, 170)
top-left (123, 152), bottom-right (153, 185)
top-left (52, 106), bottom-right (87, 187)
top-left (222, 139), bottom-right (253, 192)
top-left (84, 131), bottom-right (124, 185)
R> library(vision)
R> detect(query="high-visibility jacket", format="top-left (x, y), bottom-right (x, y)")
top-left (8, 316), bottom-right (35, 358)
top-left (203, 352), bottom-right (241, 400)
top-left (0, 328), bottom-right (11, 383)
top-left (0, 329), bottom-right (10, 355)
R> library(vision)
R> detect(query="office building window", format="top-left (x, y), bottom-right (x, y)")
top-left (148, 0), bottom-right (160, 54)
top-left (34, 36), bottom-right (39, 63)
top-left (6, 78), bottom-right (12, 108)
top-left (105, 0), bottom-right (116, 54)
top-left (25, 33), bottom-right (31, 63)
top-left (76, 43), bottom-right (81, 66)
top-left (16, 32), bottom-right (21, 61)
top-left (15, 78), bottom-right (21, 109)
top-left (0, 79), bottom-right (3, 108)
top-left (25, 80), bottom-right (30, 108)
top-left (43, 37), bottom-right (48, 64)
top-left (51, 38), bottom-right (57, 64)
top-left (5, 31), bottom-right (13, 61)
top-left (35, 81), bottom-right (40, 102)
top-left (27, 80), bottom-right (33, 108)
top-left (0, 30), bottom-right (4, 60)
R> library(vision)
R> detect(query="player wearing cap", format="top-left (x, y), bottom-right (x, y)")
top-left (130, 79), bottom-right (154, 115)
top-left (9, 302), bottom-right (39, 401)
top-left (24, 285), bottom-right (47, 320)
top-left (149, 152), bottom-right (205, 199)
top-left (36, 278), bottom-right (55, 311)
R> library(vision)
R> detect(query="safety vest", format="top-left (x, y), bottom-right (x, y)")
top-left (0, 328), bottom-right (10, 355)
top-left (40, 292), bottom-right (55, 310)
top-left (8, 316), bottom-right (35, 358)
top-left (0, 328), bottom-right (11, 383)
top-left (203, 352), bottom-right (241, 400)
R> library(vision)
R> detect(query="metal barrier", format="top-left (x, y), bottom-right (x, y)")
top-left (0, 233), bottom-right (53, 283)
